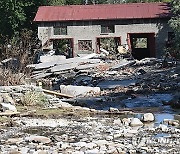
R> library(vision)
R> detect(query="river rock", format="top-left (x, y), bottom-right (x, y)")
top-left (141, 113), bottom-right (155, 122)
top-left (6, 138), bottom-right (23, 145)
top-left (25, 135), bottom-right (51, 144)
top-left (130, 118), bottom-right (143, 127)
top-left (163, 119), bottom-right (179, 126)
top-left (122, 118), bottom-right (131, 126)
top-left (85, 148), bottom-right (99, 154)
top-left (113, 119), bottom-right (122, 125)
top-left (109, 107), bottom-right (119, 112)
top-left (158, 124), bottom-right (168, 132)
top-left (53, 101), bottom-right (73, 108)
top-left (34, 150), bottom-right (48, 154)
top-left (1, 93), bottom-right (15, 104)
top-left (0, 103), bottom-right (17, 112)
top-left (8, 150), bottom-right (21, 154)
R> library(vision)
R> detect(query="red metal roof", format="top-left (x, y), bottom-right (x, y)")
top-left (34, 3), bottom-right (171, 22)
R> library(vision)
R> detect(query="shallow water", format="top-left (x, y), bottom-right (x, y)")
top-left (97, 79), bottom-right (136, 89)
top-left (121, 94), bottom-right (173, 108)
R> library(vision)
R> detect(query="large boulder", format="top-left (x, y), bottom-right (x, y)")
top-left (60, 85), bottom-right (100, 97)
top-left (141, 113), bottom-right (155, 122)
top-left (130, 118), bottom-right (143, 127)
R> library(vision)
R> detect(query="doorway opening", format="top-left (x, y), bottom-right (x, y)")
top-left (52, 38), bottom-right (74, 58)
top-left (128, 33), bottom-right (155, 60)
top-left (96, 37), bottom-right (121, 54)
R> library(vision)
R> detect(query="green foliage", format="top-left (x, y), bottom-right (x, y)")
top-left (47, 0), bottom-right (65, 5)
top-left (0, 28), bottom-right (38, 68)
top-left (168, 0), bottom-right (180, 59)
top-left (0, 0), bottom-right (47, 38)
top-left (0, 0), bottom-right (27, 37)
top-left (22, 91), bottom-right (49, 107)
top-left (47, 0), bottom-right (84, 5)
top-left (124, 0), bottom-right (171, 2)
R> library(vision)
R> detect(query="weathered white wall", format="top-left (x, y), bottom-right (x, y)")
top-left (37, 19), bottom-right (171, 58)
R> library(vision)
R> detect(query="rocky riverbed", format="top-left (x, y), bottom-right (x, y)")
top-left (0, 57), bottom-right (180, 154)
top-left (0, 114), bottom-right (180, 154)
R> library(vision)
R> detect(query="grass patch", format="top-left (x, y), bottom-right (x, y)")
top-left (0, 116), bottom-right (10, 123)
top-left (16, 105), bottom-right (92, 118)
top-left (21, 91), bottom-right (49, 107)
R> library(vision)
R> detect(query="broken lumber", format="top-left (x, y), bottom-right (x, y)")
top-left (42, 89), bottom-right (73, 98)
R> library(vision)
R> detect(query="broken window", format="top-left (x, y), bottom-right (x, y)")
top-left (78, 40), bottom-right (92, 51)
top-left (101, 25), bottom-right (115, 33)
top-left (99, 37), bottom-right (117, 51)
top-left (53, 39), bottom-right (73, 58)
top-left (132, 38), bottom-right (148, 48)
top-left (54, 26), bottom-right (67, 35)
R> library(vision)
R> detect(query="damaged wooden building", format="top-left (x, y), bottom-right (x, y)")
top-left (34, 2), bottom-right (172, 60)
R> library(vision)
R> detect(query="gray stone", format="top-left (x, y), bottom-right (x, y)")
top-left (85, 148), bottom-right (99, 154)
top-left (6, 138), bottom-right (23, 145)
top-left (163, 119), bottom-right (179, 126)
top-left (72, 151), bottom-right (84, 154)
top-left (34, 150), bottom-right (48, 154)
top-left (0, 103), bottom-right (17, 112)
top-left (141, 113), bottom-right (155, 122)
top-left (53, 101), bottom-right (73, 108)
top-left (113, 119), bottom-right (122, 125)
top-left (73, 142), bottom-right (87, 147)
top-left (122, 118), bottom-right (131, 126)
top-left (25, 135), bottom-right (51, 144)
top-left (86, 142), bottom-right (97, 149)
top-left (109, 107), bottom-right (119, 112)
top-left (93, 140), bottom-right (108, 146)
top-left (130, 118), bottom-right (143, 127)
top-left (158, 124), bottom-right (168, 132)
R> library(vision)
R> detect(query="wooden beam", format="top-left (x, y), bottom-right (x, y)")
top-left (42, 89), bottom-right (73, 98)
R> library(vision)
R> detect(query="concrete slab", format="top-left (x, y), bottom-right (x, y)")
top-left (60, 85), bottom-right (101, 97)
top-left (76, 63), bottom-right (101, 70)
top-left (39, 55), bottom-right (66, 63)
top-left (111, 59), bottom-right (135, 70)
top-left (32, 73), bottom-right (53, 79)
top-left (51, 63), bottom-right (78, 72)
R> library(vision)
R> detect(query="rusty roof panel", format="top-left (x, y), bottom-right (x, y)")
top-left (34, 3), bottom-right (171, 22)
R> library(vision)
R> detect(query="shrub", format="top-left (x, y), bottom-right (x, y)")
top-left (22, 91), bottom-right (49, 107)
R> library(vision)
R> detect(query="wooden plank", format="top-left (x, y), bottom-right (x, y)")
top-left (42, 89), bottom-right (73, 98)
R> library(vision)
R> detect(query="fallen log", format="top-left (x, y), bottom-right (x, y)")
top-left (42, 89), bottom-right (73, 98)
